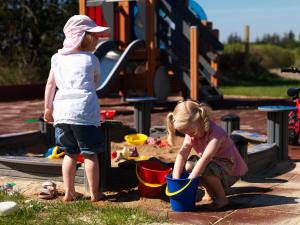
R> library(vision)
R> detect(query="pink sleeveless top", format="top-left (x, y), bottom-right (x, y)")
top-left (183, 120), bottom-right (248, 176)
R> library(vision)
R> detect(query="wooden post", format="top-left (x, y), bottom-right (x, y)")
top-left (190, 26), bottom-right (199, 101)
top-left (145, 0), bottom-right (156, 96)
top-left (211, 29), bottom-right (219, 87)
top-left (244, 25), bottom-right (250, 54)
top-left (119, 1), bottom-right (130, 47)
top-left (79, 0), bottom-right (86, 15)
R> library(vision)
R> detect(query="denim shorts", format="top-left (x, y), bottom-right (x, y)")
top-left (54, 124), bottom-right (104, 156)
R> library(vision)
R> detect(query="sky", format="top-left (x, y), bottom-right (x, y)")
top-left (197, 0), bottom-right (300, 42)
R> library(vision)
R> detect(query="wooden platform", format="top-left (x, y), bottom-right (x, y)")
top-left (232, 130), bottom-right (267, 143)
top-left (0, 156), bottom-right (84, 184)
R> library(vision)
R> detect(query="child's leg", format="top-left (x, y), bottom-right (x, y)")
top-left (84, 154), bottom-right (103, 202)
top-left (62, 154), bottom-right (78, 201)
top-left (199, 181), bottom-right (214, 201)
top-left (201, 175), bottom-right (228, 207)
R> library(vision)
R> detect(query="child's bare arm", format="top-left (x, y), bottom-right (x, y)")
top-left (172, 143), bottom-right (192, 179)
top-left (44, 69), bottom-right (56, 123)
top-left (188, 138), bottom-right (223, 179)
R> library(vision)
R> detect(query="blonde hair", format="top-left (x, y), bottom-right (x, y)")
top-left (166, 100), bottom-right (210, 146)
top-left (80, 32), bottom-right (97, 52)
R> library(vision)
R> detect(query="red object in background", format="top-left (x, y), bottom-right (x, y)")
top-left (77, 154), bottom-right (84, 163)
top-left (100, 110), bottom-right (116, 121)
top-left (100, 110), bottom-right (107, 121)
top-left (111, 151), bottom-right (117, 159)
top-left (159, 140), bottom-right (168, 148)
top-left (106, 110), bottom-right (116, 119)
top-left (87, 6), bottom-right (109, 39)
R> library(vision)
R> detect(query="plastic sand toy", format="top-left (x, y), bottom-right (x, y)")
top-left (124, 133), bottom-right (148, 145)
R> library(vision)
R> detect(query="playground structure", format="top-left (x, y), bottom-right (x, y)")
top-left (79, 0), bottom-right (223, 101)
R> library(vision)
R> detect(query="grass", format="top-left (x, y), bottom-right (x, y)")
top-left (0, 191), bottom-right (166, 225)
top-left (219, 76), bottom-right (300, 98)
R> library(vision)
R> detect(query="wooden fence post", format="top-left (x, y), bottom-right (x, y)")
top-left (190, 26), bottom-right (199, 101)
top-left (244, 25), bottom-right (250, 54)
top-left (79, 0), bottom-right (86, 15)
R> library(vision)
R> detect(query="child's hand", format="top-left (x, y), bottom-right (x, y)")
top-left (44, 109), bottom-right (54, 124)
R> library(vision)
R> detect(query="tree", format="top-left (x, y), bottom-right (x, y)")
top-left (0, 0), bottom-right (77, 84)
top-left (227, 33), bottom-right (242, 44)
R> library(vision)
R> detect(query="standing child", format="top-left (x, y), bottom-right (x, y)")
top-left (44, 15), bottom-right (110, 202)
top-left (166, 100), bottom-right (248, 209)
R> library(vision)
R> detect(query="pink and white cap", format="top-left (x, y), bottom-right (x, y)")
top-left (58, 15), bottom-right (110, 55)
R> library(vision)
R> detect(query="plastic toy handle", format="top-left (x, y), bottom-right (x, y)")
top-left (135, 168), bottom-right (166, 188)
top-left (48, 146), bottom-right (65, 159)
top-left (165, 179), bottom-right (193, 197)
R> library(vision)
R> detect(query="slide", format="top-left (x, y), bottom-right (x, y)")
top-left (94, 39), bottom-right (145, 97)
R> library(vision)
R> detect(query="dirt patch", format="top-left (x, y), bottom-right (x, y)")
top-left (111, 135), bottom-right (185, 164)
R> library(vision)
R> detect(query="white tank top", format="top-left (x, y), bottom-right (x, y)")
top-left (51, 51), bottom-right (100, 126)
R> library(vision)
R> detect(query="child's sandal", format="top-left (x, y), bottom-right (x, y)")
top-left (38, 187), bottom-right (56, 199)
top-left (38, 181), bottom-right (57, 200)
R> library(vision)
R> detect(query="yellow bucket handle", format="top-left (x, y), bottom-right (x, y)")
top-left (165, 178), bottom-right (193, 197)
top-left (136, 167), bottom-right (169, 188)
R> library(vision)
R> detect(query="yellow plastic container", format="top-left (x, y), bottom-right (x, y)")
top-left (127, 155), bottom-right (150, 161)
top-left (124, 133), bottom-right (148, 145)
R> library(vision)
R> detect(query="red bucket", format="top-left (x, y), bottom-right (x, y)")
top-left (100, 110), bottom-right (106, 121)
top-left (136, 161), bottom-right (172, 198)
top-left (106, 110), bottom-right (116, 119)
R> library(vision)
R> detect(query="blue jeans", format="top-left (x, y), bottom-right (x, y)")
top-left (55, 124), bottom-right (104, 156)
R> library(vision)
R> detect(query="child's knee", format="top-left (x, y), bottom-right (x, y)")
top-left (185, 161), bottom-right (193, 172)
top-left (185, 155), bottom-right (199, 172)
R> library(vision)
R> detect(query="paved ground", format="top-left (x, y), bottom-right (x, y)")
top-left (1, 96), bottom-right (300, 225)
top-left (0, 96), bottom-right (284, 135)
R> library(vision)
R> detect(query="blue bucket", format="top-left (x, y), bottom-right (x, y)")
top-left (165, 173), bottom-right (200, 212)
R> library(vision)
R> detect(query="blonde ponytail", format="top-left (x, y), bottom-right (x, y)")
top-left (166, 112), bottom-right (176, 146)
top-left (198, 103), bottom-right (210, 132)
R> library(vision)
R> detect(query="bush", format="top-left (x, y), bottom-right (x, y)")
top-left (224, 43), bottom-right (244, 54)
top-left (0, 1), bottom-right (77, 85)
top-left (251, 44), bottom-right (294, 68)
top-left (219, 51), bottom-right (280, 85)
top-left (293, 47), bottom-right (300, 68)
top-left (224, 44), bottom-right (295, 69)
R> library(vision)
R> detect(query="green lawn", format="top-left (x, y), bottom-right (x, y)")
top-left (0, 191), bottom-right (167, 225)
top-left (219, 78), bottom-right (300, 98)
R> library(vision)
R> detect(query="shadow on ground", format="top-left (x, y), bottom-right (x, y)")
top-left (196, 193), bottom-right (298, 212)
top-left (243, 160), bottom-right (296, 183)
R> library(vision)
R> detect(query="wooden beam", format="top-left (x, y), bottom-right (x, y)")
top-left (211, 61), bottom-right (218, 87)
top-left (211, 29), bottom-right (220, 87)
top-left (244, 25), bottom-right (250, 54)
top-left (145, 0), bottom-right (156, 96)
top-left (190, 26), bottom-right (198, 101)
top-left (79, 0), bottom-right (86, 15)
top-left (118, 1), bottom-right (130, 47)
